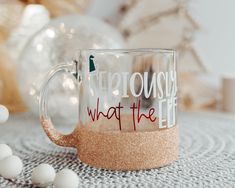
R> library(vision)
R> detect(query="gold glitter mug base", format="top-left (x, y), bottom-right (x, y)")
top-left (76, 125), bottom-right (179, 171)
top-left (41, 118), bottom-right (179, 171)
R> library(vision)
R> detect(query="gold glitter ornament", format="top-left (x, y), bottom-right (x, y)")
top-left (0, 46), bottom-right (26, 113)
top-left (0, 0), bottom-right (24, 42)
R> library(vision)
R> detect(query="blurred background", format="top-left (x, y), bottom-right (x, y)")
top-left (0, 0), bottom-right (235, 121)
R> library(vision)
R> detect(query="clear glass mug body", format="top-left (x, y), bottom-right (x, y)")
top-left (40, 49), bottom-right (178, 170)
top-left (78, 49), bottom-right (177, 132)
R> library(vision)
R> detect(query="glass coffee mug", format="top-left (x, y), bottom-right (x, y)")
top-left (40, 49), bottom-right (178, 170)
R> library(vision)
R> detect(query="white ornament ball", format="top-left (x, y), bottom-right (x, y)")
top-left (0, 155), bottom-right (23, 179)
top-left (17, 15), bottom-right (125, 125)
top-left (31, 163), bottom-right (56, 187)
top-left (0, 105), bottom-right (9, 123)
top-left (54, 169), bottom-right (79, 188)
top-left (0, 144), bottom-right (12, 160)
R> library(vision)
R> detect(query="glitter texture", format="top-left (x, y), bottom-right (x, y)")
top-left (41, 116), bottom-right (178, 170)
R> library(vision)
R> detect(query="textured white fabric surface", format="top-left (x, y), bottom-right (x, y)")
top-left (0, 112), bottom-right (235, 187)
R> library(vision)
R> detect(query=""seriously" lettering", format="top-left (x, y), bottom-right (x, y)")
top-left (91, 71), bottom-right (177, 99)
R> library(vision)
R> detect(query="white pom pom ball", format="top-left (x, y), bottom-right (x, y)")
top-left (54, 169), bottom-right (79, 188)
top-left (31, 163), bottom-right (56, 187)
top-left (0, 144), bottom-right (12, 160)
top-left (0, 105), bottom-right (9, 123)
top-left (0, 155), bottom-right (23, 179)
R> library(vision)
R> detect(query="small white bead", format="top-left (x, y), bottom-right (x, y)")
top-left (0, 155), bottom-right (23, 179)
top-left (0, 144), bottom-right (12, 160)
top-left (54, 169), bottom-right (79, 188)
top-left (31, 163), bottom-right (56, 187)
top-left (0, 105), bottom-right (9, 124)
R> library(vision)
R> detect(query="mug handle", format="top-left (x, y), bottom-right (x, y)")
top-left (39, 61), bottom-right (79, 148)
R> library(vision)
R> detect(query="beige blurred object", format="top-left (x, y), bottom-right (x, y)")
top-left (222, 75), bottom-right (235, 113)
top-left (0, 0), bottom-right (24, 43)
top-left (116, 0), bottom-right (215, 111)
top-left (179, 73), bottom-right (218, 110)
top-left (19, 0), bottom-right (90, 17)
top-left (0, 46), bottom-right (26, 113)
top-left (118, 0), bottom-right (207, 73)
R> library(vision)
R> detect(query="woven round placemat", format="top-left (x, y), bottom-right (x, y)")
top-left (0, 112), bottom-right (235, 187)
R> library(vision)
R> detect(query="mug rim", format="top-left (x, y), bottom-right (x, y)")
top-left (79, 48), bottom-right (176, 54)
